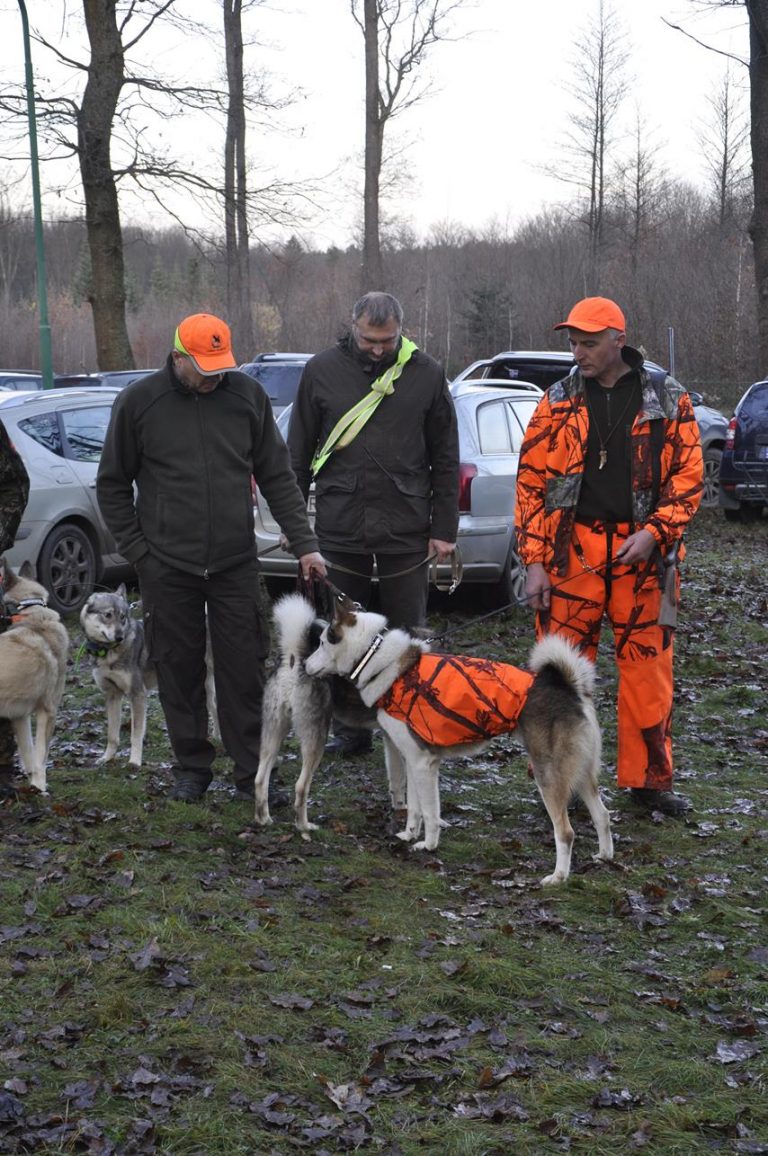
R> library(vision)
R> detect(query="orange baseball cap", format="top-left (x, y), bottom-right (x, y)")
top-left (174, 313), bottom-right (237, 375)
top-left (553, 297), bottom-right (626, 333)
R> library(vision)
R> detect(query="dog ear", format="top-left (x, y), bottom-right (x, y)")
top-left (116, 583), bottom-right (127, 600)
top-left (18, 560), bottom-right (34, 580)
top-left (332, 593), bottom-right (358, 626)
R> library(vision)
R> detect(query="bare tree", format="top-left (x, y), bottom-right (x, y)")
top-left (665, 1), bottom-right (768, 371)
top-left (351, 0), bottom-right (463, 290)
top-left (558, 0), bottom-right (629, 288)
top-left (223, 0), bottom-right (252, 354)
top-left (700, 67), bottom-right (750, 225)
top-left (613, 110), bottom-right (668, 275)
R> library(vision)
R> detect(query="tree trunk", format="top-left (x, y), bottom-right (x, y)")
top-left (78, 0), bottom-right (134, 370)
top-left (362, 0), bottom-right (384, 290)
top-left (747, 0), bottom-right (768, 368)
top-left (223, 0), bottom-right (253, 357)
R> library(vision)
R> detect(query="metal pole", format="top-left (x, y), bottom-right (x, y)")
top-left (667, 326), bottom-right (675, 378)
top-left (18, 0), bottom-right (53, 389)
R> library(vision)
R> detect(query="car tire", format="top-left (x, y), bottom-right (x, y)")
top-left (37, 522), bottom-right (97, 616)
top-left (487, 542), bottom-right (527, 609)
top-left (701, 447), bottom-right (723, 508)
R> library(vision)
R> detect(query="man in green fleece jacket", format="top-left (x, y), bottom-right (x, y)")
top-left (97, 312), bottom-right (326, 802)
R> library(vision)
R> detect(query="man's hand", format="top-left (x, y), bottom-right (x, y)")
top-left (429, 538), bottom-right (456, 563)
top-left (524, 562), bottom-right (551, 612)
top-left (614, 528), bottom-right (656, 566)
top-left (298, 551), bottom-right (327, 580)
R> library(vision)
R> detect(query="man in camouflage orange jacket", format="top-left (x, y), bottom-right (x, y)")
top-left (515, 297), bottom-right (703, 816)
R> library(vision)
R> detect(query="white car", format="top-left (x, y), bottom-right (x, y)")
top-left (2, 387), bottom-right (128, 615)
top-left (254, 380), bottom-right (542, 606)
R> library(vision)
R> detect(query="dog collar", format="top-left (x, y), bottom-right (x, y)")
top-left (8, 598), bottom-right (48, 612)
top-left (349, 631), bottom-right (387, 683)
top-left (85, 638), bottom-right (118, 658)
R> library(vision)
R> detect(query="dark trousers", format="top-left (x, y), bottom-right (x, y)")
top-left (323, 548), bottom-right (429, 630)
top-left (323, 548), bottom-right (430, 744)
top-left (138, 556), bottom-right (268, 788)
top-left (0, 717), bottom-right (15, 774)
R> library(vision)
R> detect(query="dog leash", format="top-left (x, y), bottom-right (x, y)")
top-left (263, 541), bottom-right (463, 595)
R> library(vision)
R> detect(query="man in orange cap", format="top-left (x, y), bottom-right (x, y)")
top-left (515, 297), bottom-right (703, 816)
top-left (97, 312), bottom-right (326, 802)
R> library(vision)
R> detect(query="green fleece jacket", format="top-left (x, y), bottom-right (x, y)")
top-left (96, 356), bottom-right (318, 575)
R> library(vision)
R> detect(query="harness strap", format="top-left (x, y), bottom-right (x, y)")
top-left (311, 338), bottom-right (418, 477)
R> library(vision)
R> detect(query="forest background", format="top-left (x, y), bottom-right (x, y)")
top-left (0, 0), bottom-right (765, 407)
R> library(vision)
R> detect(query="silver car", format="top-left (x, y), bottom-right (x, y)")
top-left (253, 380), bottom-right (543, 606)
top-left (2, 387), bottom-right (128, 615)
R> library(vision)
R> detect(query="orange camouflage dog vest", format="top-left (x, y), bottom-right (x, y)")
top-left (378, 653), bottom-right (534, 746)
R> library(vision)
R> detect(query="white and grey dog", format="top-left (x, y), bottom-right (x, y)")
top-left (254, 593), bottom-right (398, 838)
top-left (80, 585), bottom-right (157, 767)
top-left (305, 594), bottom-right (614, 886)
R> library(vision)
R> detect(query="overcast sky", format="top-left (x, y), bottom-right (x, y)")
top-left (0, 0), bottom-right (751, 249)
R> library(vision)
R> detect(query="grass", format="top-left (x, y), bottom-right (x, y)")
top-left (1, 508), bottom-right (767, 1154)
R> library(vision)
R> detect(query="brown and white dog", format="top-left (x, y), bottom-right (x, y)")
top-left (304, 595), bottom-right (613, 885)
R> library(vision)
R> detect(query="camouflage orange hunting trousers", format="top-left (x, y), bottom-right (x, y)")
top-left (537, 519), bottom-right (676, 791)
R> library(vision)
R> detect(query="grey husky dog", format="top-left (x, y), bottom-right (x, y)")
top-left (80, 585), bottom-right (157, 767)
top-left (0, 559), bottom-right (69, 793)
top-left (81, 584), bottom-right (220, 767)
top-left (305, 595), bottom-right (614, 885)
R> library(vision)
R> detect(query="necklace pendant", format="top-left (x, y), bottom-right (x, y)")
top-left (598, 449), bottom-right (607, 470)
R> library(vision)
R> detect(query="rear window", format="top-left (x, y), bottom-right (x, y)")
top-left (243, 363), bottom-right (305, 407)
top-left (740, 381), bottom-right (768, 419)
top-left (489, 359), bottom-right (572, 391)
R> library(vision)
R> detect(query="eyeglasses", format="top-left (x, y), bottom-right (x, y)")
top-left (353, 324), bottom-right (401, 350)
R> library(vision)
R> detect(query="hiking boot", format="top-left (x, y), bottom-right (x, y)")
top-left (324, 734), bottom-right (373, 757)
top-left (169, 773), bottom-right (209, 803)
top-left (629, 787), bottom-right (691, 817)
top-left (0, 768), bottom-right (17, 800)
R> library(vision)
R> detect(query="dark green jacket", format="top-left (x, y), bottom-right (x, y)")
top-left (0, 418), bottom-right (30, 554)
top-left (288, 337), bottom-right (459, 553)
top-left (96, 357), bottom-right (318, 575)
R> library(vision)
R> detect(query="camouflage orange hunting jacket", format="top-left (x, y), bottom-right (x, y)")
top-left (514, 348), bottom-right (704, 576)
top-left (378, 653), bottom-right (534, 746)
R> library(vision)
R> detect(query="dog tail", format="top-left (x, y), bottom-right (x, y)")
top-left (528, 634), bottom-right (595, 698)
top-left (271, 593), bottom-right (320, 661)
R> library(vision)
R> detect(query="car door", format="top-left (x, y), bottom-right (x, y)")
top-left (58, 403), bottom-right (120, 554)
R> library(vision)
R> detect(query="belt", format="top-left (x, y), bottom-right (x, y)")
top-left (574, 517), bottom-right (632, 533)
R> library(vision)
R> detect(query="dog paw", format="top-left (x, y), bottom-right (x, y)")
top-left (593, 850), bottom-right (614, 863)
top-left (410, 839), bottom-right (439, 852)
top-left (254, 811), bottom-right (273, 827)
top-left (540, 871), bottom-right (567, 886)
top-left (395, 829), bottom-right (413, 843)
top-left (298, 821), bottom-right (320, 833)
top-left (95, 753), bottom-right (114, 766)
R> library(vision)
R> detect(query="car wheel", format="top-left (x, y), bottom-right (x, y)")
top-left (38, 522), bottom-right (97, 616)
top-left (701, 447), bottom-right (722, 508)
top-left (487, 542), bottom-right (527, 609)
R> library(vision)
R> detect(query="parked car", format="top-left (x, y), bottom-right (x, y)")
top-left (0, 370), bottom-right (45, 391)
top-left (54, 369), bottom-right (158, 389)
top-left (454, 350), bottom-right (729, 507)
top-left (254, 380), bottom-right (543, 605)
top-left (1, 387), bottom-right (130, 615)
top-left (718, 378), bottom-right (768, 521)
top-left (239, 353), bottom-right (312, 416)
